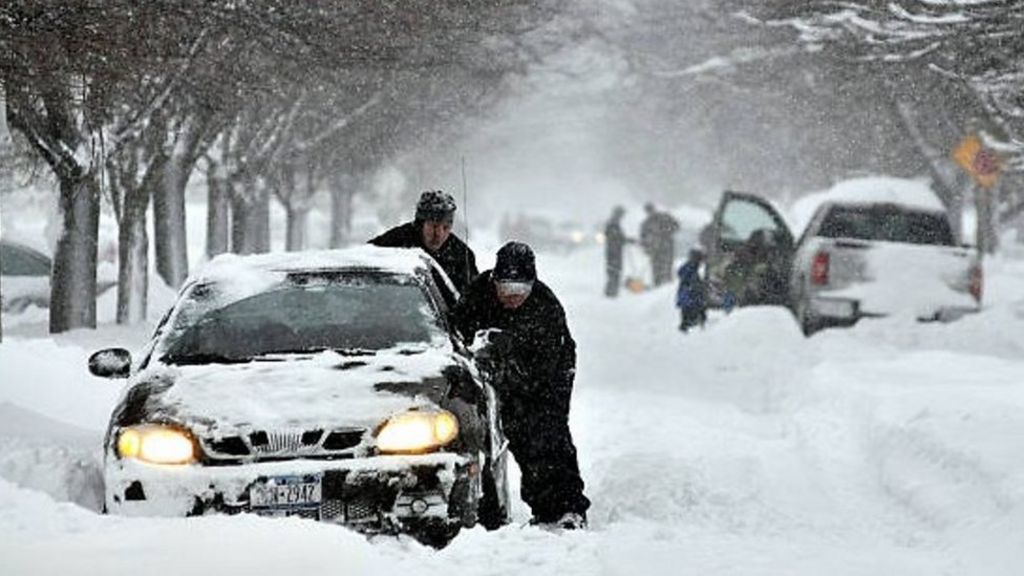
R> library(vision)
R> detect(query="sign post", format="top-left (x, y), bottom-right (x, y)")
top-left (952, 134), bottom-right (1003, 253)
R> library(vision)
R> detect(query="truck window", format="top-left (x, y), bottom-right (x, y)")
top-left (818, 205), bottom-right (955, 246)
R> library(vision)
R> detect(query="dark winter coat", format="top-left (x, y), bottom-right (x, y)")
top-left (640, 211), bottom-right (680, 256)
top-left (453, 270), bottom-right (589, 520)
top-left (604, 219), bottom-right (627, 266)
top-left (369, 221), bottom-right (479, 295)
top-left (452, 271), bottom-right (577, 414)
top-left (675, 261), bottom-right (706, 311)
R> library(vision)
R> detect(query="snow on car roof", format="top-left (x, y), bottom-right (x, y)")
top-left (191, 246), bottom-right (434, 286)
top-left (164, 247), bottom-right (441, 326)
top-left (790, 177), bottom-right (947, 234)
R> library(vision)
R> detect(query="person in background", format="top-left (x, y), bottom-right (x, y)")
top-left (603, 206), bottom-right (632, 297)
top-left (369, 190), bottom-right (478, 295)
top-left (676, 248), bottom-right (707, 332)
top-left (452, 241), bottom-right (591, 530)
top-left (639, 202), bottom-right (680, 287)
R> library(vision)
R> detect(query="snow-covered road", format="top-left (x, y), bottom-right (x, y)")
top-left (2, 247), bottom-right (1023, 575)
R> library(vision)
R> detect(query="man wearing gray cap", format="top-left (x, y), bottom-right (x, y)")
top-left (370, 190), bottom-right (479, 295)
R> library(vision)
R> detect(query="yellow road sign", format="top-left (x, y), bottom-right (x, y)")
top-left (953, 134), bottom-right (1002, 188)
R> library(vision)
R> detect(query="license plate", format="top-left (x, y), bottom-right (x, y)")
top-left (250, 474), bottom-right (322, 510)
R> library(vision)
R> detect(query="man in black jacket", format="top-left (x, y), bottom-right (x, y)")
top-left (370, 190), bottom-right (479, 295)
top-left (604, 205), bottom-right (631, 297)
top-left (639, 202), bottom-right (680, 287)
top-left (452, 241), bottom-right (590, 530)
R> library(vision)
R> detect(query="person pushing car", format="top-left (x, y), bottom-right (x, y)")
top-left (370, 190), bottom-right (479, 295)
top-left (452, 241), bottom-right (590, 530)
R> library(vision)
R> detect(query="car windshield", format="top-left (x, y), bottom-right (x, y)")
top-left (818, 205), bottom-right (955, 246)
top-left (161, 276), bottom-right (444, 364)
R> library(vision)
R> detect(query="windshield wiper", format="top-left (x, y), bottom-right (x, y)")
top-left (161, 352), bottom-right (255, 366)
top-left (331, 347), bottom-right (379, 356)
top-left (252, 346), bottom-right (379, 357)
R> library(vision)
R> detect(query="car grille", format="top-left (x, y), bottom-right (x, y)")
top-left (200, 427), bottom-right (368, 463)
top-left (251, 430), bottom-right (314, 455)
top-left (345, 498), bottom-right (380, 523)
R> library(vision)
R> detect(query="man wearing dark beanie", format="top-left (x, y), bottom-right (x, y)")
top-left (452, 241), bottom-right (590, 530)
top-left (370, 190), bottom-right (479, 295)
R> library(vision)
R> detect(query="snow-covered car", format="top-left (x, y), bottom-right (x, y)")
top-left (1, 240), bottom-right (53, 312)
top-left (1, 239), bottom-right (118, 313)
top-left (88, 247), bottom-right (511, 546)
top-left (788, 198), bottom-right (981, 334)
top-left (701, 184), bottom-right (982, 334)
top-left (499, 212), bottom-right (592, 253)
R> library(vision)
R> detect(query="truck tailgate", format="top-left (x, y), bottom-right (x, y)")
top-left (824, 240), bottom-right (978, 316)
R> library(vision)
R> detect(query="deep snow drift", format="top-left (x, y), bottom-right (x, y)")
top-left (2, 245), bottom-right (1024, 575)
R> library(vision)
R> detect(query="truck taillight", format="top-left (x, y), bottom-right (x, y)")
top-left (969, 264), bottom-right (983, 303)
top-left (810, 251), bottom-right (830, 286)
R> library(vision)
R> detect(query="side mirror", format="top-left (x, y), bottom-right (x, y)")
top-left (88, 348), bottom-right (132, 379)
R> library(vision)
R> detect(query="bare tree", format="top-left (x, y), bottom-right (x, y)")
top-left (2, 0), bottom-right (572, 331)
top-left (2, 4), bottom-right (106, 332)
top-left (759, 0), bottom-right (1024, 250)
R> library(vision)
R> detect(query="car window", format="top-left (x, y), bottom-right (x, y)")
top-left (720, 198), bottom-right (785, 243)
top-left (1, 243), bottom-right (50, 276)
top-left (161, 278), bottom-right (445, 364)
top-left (818, 206), bottom-right (955, 246)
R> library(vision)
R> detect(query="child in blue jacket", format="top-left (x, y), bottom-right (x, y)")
top-left (676, 248), bottom-right (707, 332)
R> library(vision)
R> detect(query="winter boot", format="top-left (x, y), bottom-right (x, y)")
top-left (555, 512), bottom-right (587, 530)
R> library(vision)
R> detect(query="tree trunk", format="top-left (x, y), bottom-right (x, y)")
top-left (285, 206), bottom-right (308, 252)
top-left (153, 161), bottom-right (189, 288)
top-left (206, 166), bottom-right (232, 258)
top-left (231, 184), bottom-right (270, 255)
top-left (891, 99), bottom-right (966, 241)
top-left (116, 191), bottom-right (149, 324)
top-left (255, 189), bottom-right (270, 253)
top-left (0, 194), bottom-right (4, 342)
top-left (50, 171), bottom-right (100, 333)
top-left (975, 183), bottom-right (999, 254)
top-left (330, 177), bottom-right (356, 248)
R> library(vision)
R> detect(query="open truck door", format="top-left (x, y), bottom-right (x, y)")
top-left (701, 191), bottom-right (795, 308)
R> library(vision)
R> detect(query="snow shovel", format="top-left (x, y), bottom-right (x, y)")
top-left (623, 244), bottom-right (648, 293)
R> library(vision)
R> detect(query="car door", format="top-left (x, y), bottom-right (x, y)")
top-left (700, 191), bottom-right (795, 307)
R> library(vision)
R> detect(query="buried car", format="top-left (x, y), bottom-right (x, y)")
top-left (1, 240), bottom-right (51, 312)
top-left (88, 247), bottom-right (511, 546)
top-left (700, 182), bottom-right (981, 335)
top-left (1, 239), bottom-right (118, 313)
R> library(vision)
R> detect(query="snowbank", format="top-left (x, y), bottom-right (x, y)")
top-left (2, 246), bottom-right (1024, 575)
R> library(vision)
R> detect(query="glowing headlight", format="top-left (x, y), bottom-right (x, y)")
top-left (116, 424), bottom-right (197, 465)
top-left (375, 410), bottom-right (459, 454)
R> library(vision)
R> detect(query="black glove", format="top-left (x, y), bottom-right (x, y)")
top-left (473, 329), bottom-right (512, 360)
top-left (472, 329), bottom-right (521, 392)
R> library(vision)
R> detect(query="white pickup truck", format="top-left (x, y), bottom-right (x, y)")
top-left (701, 186), bottom-right (982, 335)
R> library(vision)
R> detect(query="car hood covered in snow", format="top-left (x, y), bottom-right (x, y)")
top-left (118, 345), bottom-right (466, 438)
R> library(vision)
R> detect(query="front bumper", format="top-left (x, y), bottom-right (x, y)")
top-left (105, 453), bottom-right (478, 534)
